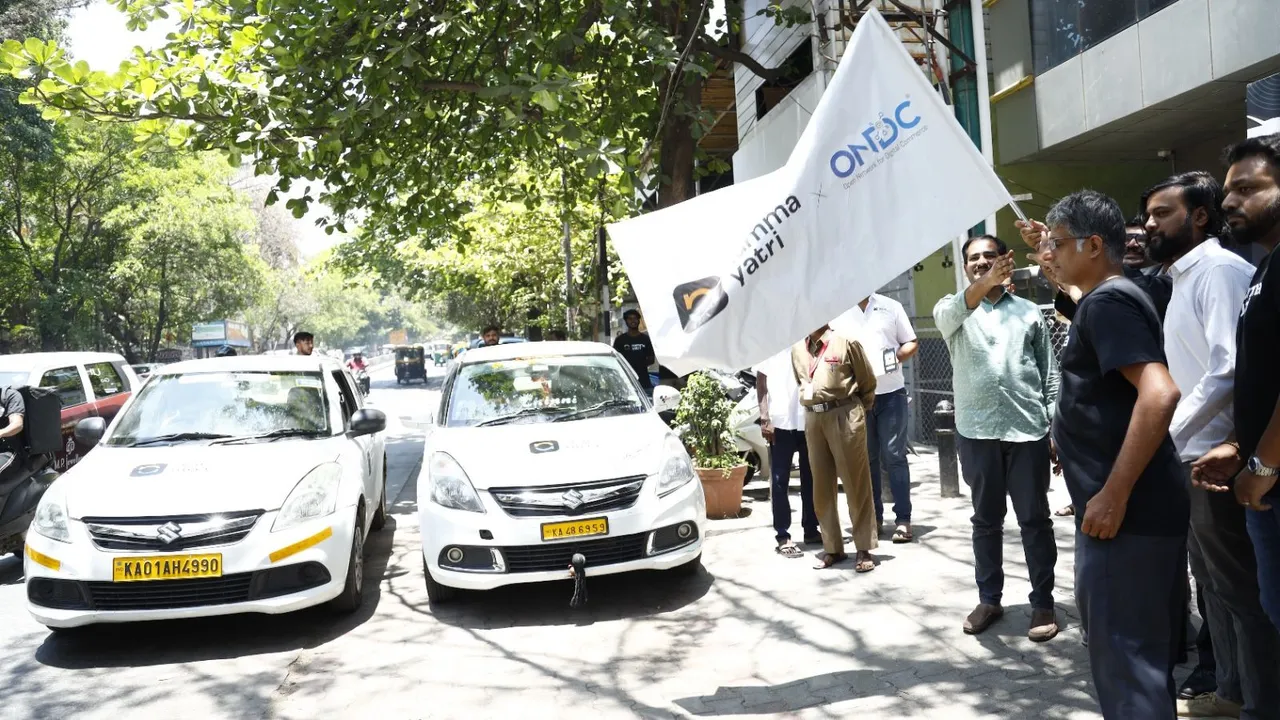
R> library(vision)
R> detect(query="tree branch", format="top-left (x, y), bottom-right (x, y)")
top-left (695, 37), bottom-right (789, 82)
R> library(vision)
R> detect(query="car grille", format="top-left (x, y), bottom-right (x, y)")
top-left (84, 573), bottom-right (255, 611)
top-left (489, 476), bottom-right (647, 518)
top-left (501, 533), bottom-right (649, 573)
top-left (83, 511), bottom-right (263, 551)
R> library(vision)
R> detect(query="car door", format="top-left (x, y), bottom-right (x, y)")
top-left (84, 360), bottom-right (132, 427)
top-left (38, 365), bottom-right (93, 471)
top-left (329, 369), bottom-right (378, 524)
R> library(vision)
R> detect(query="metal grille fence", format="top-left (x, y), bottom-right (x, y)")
top-left (906, 307), bottom-right (1070, 445)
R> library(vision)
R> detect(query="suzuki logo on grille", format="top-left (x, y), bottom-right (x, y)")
top-left (561, 490), bottom-right (585, 510)
top-left (156, 521), bottom-right (183, 545)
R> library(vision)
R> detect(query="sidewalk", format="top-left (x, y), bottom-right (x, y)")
top-left (677, 446), bottom-right (1196, 719)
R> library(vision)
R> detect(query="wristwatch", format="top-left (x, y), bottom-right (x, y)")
top-left (1246, 456), bottom-right (1280, 478)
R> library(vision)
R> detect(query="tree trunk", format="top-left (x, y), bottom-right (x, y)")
top-left (657, 76), bottom-right (702, 208)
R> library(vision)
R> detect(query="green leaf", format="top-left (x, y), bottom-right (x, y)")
top-left (532, 89), bottom-right (560, 112)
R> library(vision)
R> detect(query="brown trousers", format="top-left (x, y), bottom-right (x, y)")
top-left (805, 400), bottom-right (879, 554)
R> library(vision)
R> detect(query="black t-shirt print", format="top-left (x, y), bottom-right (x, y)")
top-left (614, 333), bottom-right (655, 387)
top-left (1053, 277), bottom-right (1189, 537)
top-left (1235, 247), bottom-right (1280, 499)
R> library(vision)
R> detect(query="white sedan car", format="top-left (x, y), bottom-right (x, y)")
top-left (418, 341), bottom-right (705, 605)
top-left (24, 356), bottom-right (388, 630)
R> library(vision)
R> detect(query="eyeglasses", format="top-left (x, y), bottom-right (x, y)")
top-left (1125, 233), bottom-right (1147, 242)
top-left (1038, 235), bottom-right (1091, 252)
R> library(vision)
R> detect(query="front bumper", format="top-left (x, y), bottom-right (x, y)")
top-left (419, 474), bottom-right (705, 591)
top-left (24, 508), bottom-right (356, 628)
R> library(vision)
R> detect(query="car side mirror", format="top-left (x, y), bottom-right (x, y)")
top-left (74, 417), bottom-right (107, 448)
top-left (652, 385), bottom-right (681, 414)
top-left (349, 408), bottom-right (387, 436)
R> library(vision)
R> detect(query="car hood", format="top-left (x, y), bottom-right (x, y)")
top-left (431, 413), bottom-right (673, 489)
top-left (58, 441), bottom-right (342, 518)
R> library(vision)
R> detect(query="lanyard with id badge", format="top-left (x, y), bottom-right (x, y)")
top-left (802, 340), bottom-right (829, 402)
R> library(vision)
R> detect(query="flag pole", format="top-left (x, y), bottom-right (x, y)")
top-left (1008, 199), bottom-right (1029, 223)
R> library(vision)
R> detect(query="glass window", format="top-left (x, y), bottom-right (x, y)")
top-left (86, 362), bottom-right (126, 398)
top-left (39, 367), bottom-right (87, 407)
top-left (105, 371), bottom-right (332, 446)
top-left (1031, 0), bottom-right (1142, 74)
top-left (0, 371), bottom-right (28, 388)
top-left (445, 354), bottom-right (644, 427)
top-left (1138, 0), bottom-right (1179, 20)
top-left (330, 370), bottom-right (358, 427)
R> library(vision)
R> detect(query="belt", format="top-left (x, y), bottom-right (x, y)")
top-left (806, 398), bottom-right (854, 413)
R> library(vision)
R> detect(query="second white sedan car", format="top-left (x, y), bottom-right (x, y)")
top-left (418, 341), bottom-right (705, 605)
top-left (24, 355), bottom-right (388, 630)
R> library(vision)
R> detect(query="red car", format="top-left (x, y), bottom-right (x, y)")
top-left (0, 352), bottom-right (139, 471)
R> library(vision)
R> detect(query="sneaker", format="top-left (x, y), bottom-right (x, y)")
top-left (963, 603), bottom-right (1003, 635)
top-left (1176, 693), bottom-right (1241, 718)
top-left (1028, 608), bottom-right (1059, 642)
top-left (1177, 666), bottom-right (1217, 700)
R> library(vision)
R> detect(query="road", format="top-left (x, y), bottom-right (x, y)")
top-left (0, 364), bottom-right (1129, 719)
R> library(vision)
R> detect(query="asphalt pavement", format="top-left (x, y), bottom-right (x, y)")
top-left (0, 363), bottom-right (1185, 719)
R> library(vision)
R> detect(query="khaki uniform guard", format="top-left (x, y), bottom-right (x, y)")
top-left (791, 328), bottom-right (880, 568)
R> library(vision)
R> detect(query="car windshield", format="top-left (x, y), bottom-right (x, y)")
top-left (106, 370), bottom-right (332, 446)
top-left (445, 354), bottom-right (644, 427)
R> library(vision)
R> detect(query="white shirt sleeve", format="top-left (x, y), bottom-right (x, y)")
top-left (894, 300), bottom-right (917, 344)
top-left (1169, 265), bottom-right (1251, 450)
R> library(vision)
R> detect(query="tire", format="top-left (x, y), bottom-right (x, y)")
top-left (423, 556), bottom-right (459, 605)
top-left (743, 452), bottom-right (759, 484)
top-left (370, 459), bottom-right (388, 531)
top-left (328, 512), bottom-right (365, 613)
top-left (669, 553), bottom-right (703, 578)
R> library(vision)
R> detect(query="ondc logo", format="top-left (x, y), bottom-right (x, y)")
top-left (829, 99), bottom-right (922, 178)
top-left (673, 277), bottom-right (729, 332)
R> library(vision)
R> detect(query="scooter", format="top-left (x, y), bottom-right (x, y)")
top-left (0, 386), bottom-right (62, 557)
top-left (729, 384), bottom-right (770, 484)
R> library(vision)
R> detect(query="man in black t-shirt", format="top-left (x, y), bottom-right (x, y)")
top-left (0, 386), bottom-right (26, 487)
top-left (613, 309), bottom-right (655, 390)
top-left (1208, 134), bottom-right (1280, 633)
top-left (1036, 190), bottom-right (1189, 718)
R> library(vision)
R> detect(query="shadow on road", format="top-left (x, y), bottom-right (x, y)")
top-left (31, 516), bottom-right (403, 670)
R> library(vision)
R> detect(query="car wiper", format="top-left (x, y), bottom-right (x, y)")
top-left (553, 399), bottom-right (643, 422)
top-left (126, 432), bottom-right (233, 447)
top-left (211, 428), bottom-right (329, 445)
top-left (476, 406), bottom-right (571, 427)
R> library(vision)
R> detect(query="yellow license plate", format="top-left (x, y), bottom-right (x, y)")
top-left (540, 517), bottom-right (609, 542)
top-left (112, 554), bottom-right (223, 582)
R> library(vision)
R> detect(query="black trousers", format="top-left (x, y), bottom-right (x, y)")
top-left (956, 434), bottom-right (1057, 609)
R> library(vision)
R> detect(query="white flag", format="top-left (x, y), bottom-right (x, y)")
top-left (609, 9), bottom-right (1013, 376)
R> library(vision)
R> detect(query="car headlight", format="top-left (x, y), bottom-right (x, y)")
top-left (656, 434), bottom-right (696, 497)
top-left (272, 463), bottom-right (343, 532)
top-left (32, 483), bottom-right (71, 543)
top-left (429, 452), bottom-right (485, 513)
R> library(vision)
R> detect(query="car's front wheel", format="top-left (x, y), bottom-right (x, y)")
top-left (422, 556), bottom-right (459, 605)
top-left (328, 512), bottom-right (365, 613)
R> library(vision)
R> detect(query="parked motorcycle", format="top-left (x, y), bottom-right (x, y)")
top-left (0, 386), bottom-right (61, 557)
top-left (729, 389), bottom-right (770, 484)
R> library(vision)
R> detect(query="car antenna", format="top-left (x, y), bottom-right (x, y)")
top-left (568, 553), bottom-right (588, 608)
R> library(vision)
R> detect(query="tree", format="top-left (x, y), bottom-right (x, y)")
top-left (99, 152), bottom-right (265, 362)
top-left (0, 0), bottom-right (810, 257)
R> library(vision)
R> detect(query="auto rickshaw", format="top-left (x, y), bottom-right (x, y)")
top-left (394, 345), bottom-right (427, 384)
top-left (430, 342), bottom-right (451, 367)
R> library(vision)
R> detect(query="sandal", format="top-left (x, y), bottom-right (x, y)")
top-left (855, 552), bottom-right (877, 573)
top-left (813, 552), bottom-right (848, 569)
top-left (892, 524), bottom-right (913, 543)
top-left (1055, 504), bottom-right (1075, 517)
top-left (775, 542), bottom-right (803, 559)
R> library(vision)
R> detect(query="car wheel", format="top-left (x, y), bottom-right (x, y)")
top-left (422, 556), bottom-right (459, 605)
top-left (743, 452), bottom-right (759, 484)
top-left (370, 459), bottom-right (388, 531)
top-left (328, 512), bottom-right (365, 613)
top-left (669, 553), bottom-right (703, 578)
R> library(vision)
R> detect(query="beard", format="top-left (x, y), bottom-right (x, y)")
top-left (1228, 196), bottom-right (1280, 246)
top-left (1147, 215), bottom-right (1195, 264)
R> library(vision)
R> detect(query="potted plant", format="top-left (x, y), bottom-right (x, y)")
top-left (675, 372), bottom-right (748, 519)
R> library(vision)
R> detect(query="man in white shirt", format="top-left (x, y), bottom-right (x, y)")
top-left (856, 294), bottom-right (919, 542)
top-left (755, 349), bottom-right (820, 558)
top-left (1142, 171), bottom-right (1280, 719)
